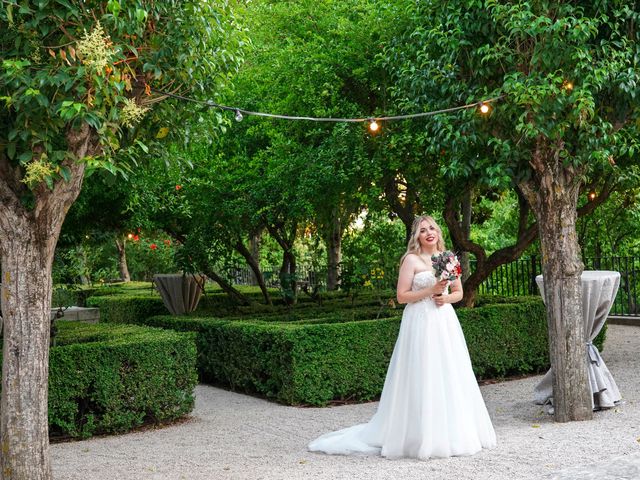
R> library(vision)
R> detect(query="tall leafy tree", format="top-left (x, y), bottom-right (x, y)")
top-left (61, 171), bottom-right (137, 281)
top-left (221, 0), bottom-right (393, 292)
top-left (383, 0), bottom-right (640, 421)
top-left (0, 2), bottom-right (244, 477)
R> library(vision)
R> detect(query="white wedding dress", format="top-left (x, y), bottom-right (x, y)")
top-left (308, 270), bottom-right (496, 459)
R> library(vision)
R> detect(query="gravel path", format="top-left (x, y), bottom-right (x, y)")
top-left (52, 324), bottom-right (640, 480)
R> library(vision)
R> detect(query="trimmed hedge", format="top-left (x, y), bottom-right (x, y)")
top-left (84, 289), bottom-right (605, 406)
top-left (22, 321), bottom-right (197, 439)
top-left (136, 298), bottom-right (550, 405)
top-left (459, 301), bottom-right (548, 377)
top-left (135, 315), bottom-right (399, 405)
top-left (86, 294), bottom-right (167, 323)
top-left (86, 290), bottom-right (396, 324)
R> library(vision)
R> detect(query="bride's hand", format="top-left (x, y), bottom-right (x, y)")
top-left (430, 280), bottom-right (448, 297)
top-left (434, 294), bottom-right (449, 307)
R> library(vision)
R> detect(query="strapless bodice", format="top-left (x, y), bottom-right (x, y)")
top-left (412, 270), bottom-right (436, 291)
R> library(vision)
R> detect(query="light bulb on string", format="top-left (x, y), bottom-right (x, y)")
top-left (478, 102), bottom-right (490, 114)
top-left (368, 119), bottom-right (379, 133)
top-left (234, 109), bottom-right (243, 122)
top-left (588, 191), bottom-right (596, 201)
top-left (563, 80), bottom-right (574, 91)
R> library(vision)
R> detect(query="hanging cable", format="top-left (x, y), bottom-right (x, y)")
top-left (151, 89), bottom-right (504, 124)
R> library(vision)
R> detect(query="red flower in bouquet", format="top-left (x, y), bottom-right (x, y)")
top-left (430, 251), bottom-right (462, 282)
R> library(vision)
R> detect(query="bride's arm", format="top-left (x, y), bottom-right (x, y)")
top-left (396, 256), bottom-right (446, 304)
top-left (434, 277), bottom-right (463, 306)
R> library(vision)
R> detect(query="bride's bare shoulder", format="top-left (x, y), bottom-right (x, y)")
top-left (401, 253), bottom-right (421, 267)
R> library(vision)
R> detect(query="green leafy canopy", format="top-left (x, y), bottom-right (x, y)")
top-left (1, 0), bottom-right (245, 190)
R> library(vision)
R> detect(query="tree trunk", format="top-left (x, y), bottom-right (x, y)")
top-left (326, 212), bottom-right (342, 291)
top-left (267, 224), bottom-right (297, 305)
top-left (446, 177), bottom-right (615, 309)
top-left (460, 189), bottom-right (472, 283)
top-left (115, 236), bottom-right (131, 282)
top-left (280, 248), bottom-right (297, 304)
top-left (249, 231), bottom-right (262, 286)
top-left (201, 266), bottom-right (251, 306)
top-left (1, 231), bottom-right (53, 480)
top-left (383, 177), bottom-right (419, 244)
top-left (520, 137), bottom-right (592, 422)
top-left (536, 198), bottom-right (590, 422)
top-left (0, 125), bottom-right (92, 479)
top-left (235, 240), bottom-right (271, 305)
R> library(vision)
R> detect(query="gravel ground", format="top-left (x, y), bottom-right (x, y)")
top-left (52, 324), bottom-right (640, 480)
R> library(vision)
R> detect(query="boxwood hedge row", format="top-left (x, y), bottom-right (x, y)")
top-left (85, 290), bottom-right (606, 407)
top-left (0, 321), bottom-right (198, 439)
top-left (86, 291), bottom-right (394, 324)
top-left (131, 299), bottom-right (551, 405)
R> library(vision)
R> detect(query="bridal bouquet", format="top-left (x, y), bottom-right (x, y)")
top-left (431, 251), bottom-right (462, 282)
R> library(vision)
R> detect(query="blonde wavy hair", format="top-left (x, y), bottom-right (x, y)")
top-left (400, 215), bottom-right (446, 265)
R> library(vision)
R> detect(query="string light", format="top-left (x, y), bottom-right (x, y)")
top-left (479, 102), bottom-right (490, 114)
top-left (588, 191), bottom-right (596, 201)
top-left (127, 233), bottom-right (133, 239)
top-left (368, 119), bottom-right (379, 132)
top-left (563, 81), bottom-right (574, 91)
top-left (152, 88), bottom-right (503, 125)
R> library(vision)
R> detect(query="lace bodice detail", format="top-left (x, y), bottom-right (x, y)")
top-left (412, 270), bottom-right (436, 291)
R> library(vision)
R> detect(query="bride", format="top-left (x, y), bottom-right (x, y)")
top-left (308, 215), bottom-right (496, 459)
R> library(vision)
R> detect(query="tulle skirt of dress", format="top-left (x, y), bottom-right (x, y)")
top-left (308, 299), bottom-right (496, 459)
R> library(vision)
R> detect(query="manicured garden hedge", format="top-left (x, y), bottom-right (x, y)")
top-left (133, 298), bottom-right (551, 405)
top-left (136, 315), bottom-right (400, 405)
top-left (84, 288), bottom-right (607, 406)
top-left (5, 321), bottom-right (198, 439)
top-left (86, 290), bottom-right (393, 323)
top-left (86, 294), bottom-right (167, 323)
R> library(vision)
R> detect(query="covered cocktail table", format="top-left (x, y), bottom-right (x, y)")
top-left (153, 273), bottom-right (205, 315)
top-left (534, 270), bottom-right (621, 410)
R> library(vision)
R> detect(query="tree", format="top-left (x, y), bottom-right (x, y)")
top-left (61, 171), bottom-right (138, 282)
top-left (383, 0), bottom-right (640, 421)
top-left (0, 2), bottom-right (244, 477)
top-left (126, 148), bottom-right (267, 306)
top-left (221, 0), bottom-right (393, 293)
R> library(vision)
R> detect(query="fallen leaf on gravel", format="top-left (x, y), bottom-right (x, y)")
top-left (223, 467), bottom-right (230, 471)
top-left (636, 437), bottom-right (640, 443)
top-left (299, 460), bottom-right (307, 464)
top-left (531, 424), bottom-right (540, 428)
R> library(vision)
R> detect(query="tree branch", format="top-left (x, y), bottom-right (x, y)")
top-left (384, 177), bottom-right (418, 241)
top-left (576, 175), bottom-right (616, 217)
top-left (443, 195), bottom-right (486, 263)
top-left (33, 124), bottom-right (98, 249)
top-left (515, 185), bottom-right (531, 239)
top-left (266, 223), bottom-right (291, 252)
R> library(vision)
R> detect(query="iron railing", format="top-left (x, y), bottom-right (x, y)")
top-left (475, 256), bottom-right (640, 316)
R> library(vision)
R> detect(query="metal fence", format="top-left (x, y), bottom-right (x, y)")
top-left (230, 255), bottom-right (640, 317)
top-left (226, 265), bottom-right (325, 289)
top-left (476, 256), bottom-right (542, 297)
top-left (476, 256), bottom-right (640, 317)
